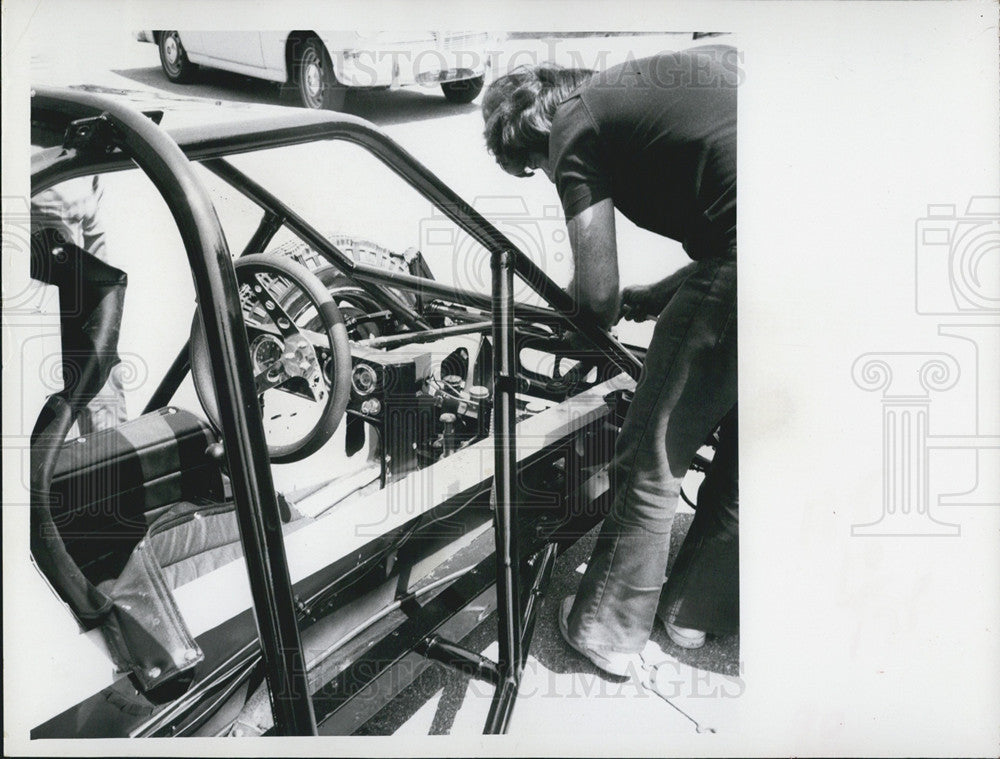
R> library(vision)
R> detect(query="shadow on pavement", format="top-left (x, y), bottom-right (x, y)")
top-left (358, 514), bottom-right (740, 735)
top-left (111, 66), bottom-right (481, 126)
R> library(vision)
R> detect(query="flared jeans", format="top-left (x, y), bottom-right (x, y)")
top-left (565, 252), bottom-right (738, 654)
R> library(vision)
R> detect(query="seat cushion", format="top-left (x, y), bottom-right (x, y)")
top-left (51, 406), bottom-right (224, 583)
top-left (145, 500), bottom-right (311, 590)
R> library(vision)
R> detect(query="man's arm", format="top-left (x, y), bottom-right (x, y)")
top-left (565, 198), bottom-right (619, 330)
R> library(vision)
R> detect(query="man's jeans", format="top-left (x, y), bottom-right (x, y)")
top-left (566, 253), bottom-right (737, 654)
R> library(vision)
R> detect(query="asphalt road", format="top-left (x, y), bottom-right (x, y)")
top-left (26, 26), bottom-right (740, 738)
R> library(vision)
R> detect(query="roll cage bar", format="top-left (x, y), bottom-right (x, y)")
top-left (29, 86), bottom-right (642, 735)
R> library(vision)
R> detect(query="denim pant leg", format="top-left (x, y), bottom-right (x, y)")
top-left (566, 255), bottom-right (737, 654)
top-left (658, 405), bottom-right (739, 634)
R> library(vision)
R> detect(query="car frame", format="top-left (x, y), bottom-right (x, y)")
top-left (24, 85), bottom-right (649, 737)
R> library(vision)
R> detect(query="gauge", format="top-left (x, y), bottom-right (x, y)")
top-left (360, 398), bottom-right (382, 416)
top-left (351, 363), bottom-right (379, 396)
top-left (250, 334), bottom-right (285, 374)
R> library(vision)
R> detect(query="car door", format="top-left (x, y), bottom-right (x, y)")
top-left (181, 32), bottom-right (266, 69)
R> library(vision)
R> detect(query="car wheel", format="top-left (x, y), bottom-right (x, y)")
top-left (441, 75), bottom-right (484, 104)
top-left (158, 31), bottom-right (197, 83)
top-left (296, 38), bottom-right (347, 111)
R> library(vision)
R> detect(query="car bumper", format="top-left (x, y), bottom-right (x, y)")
top-left (329, 40), bottom-right (492, 89)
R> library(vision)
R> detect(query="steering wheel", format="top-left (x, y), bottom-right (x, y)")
top-left (190, 253), bottom-right (352, 463)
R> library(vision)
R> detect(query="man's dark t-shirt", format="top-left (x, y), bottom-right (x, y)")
top-left (549, 46), bottom-right (737, 261)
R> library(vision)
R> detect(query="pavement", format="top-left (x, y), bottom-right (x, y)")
top-left (357, 509), bottom-right (742, 737)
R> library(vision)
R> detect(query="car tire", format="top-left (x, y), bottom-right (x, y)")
top-left (441, 75), bottom-right (484, 104)
top-left (158, 31), bottom-right (197, 83)
top-left (296, 38), bottom-right (347, 111)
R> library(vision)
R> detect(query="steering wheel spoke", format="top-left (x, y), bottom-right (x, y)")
top-left (240, 267), bottom-right (304, 342)
top-left (302, 365), bottom-right (327, 403)
top-left (254, 365), bottom-right (290, 395)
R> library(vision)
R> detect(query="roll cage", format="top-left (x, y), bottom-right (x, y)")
top-left (29, 86), bottom-right (643, 736)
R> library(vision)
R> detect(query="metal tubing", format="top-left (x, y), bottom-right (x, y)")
top-left (511, 254), bottom-right (642, 380)
top-left (141, 345), bottom-right (190, 415)
top-left (350, 262), bottom-right (564, 324)
top-left (423, 303), bottom-right (489, 322)
top-left (487, 248), bottom-right (522, 733)
top-left (201, 158), bottom-right (429, 331)
top-left (415, 635), bottom-right (501, 686)
top-left (519, 542), bottom-right (558, 652)
top-left (484, 679), bottom-right (520, 735)
top-left (240, 210), bottom-right (285, 257)
top-left (484, 541), bottom-right (558, 734)
top-left (50, 90), bottom-right (317, 736)
top-left (312, 551), bottom-right (499, 731)
top-left (358, 320), bottom-right (492, 349)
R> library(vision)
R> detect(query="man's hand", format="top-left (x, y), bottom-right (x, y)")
top-left (616, 261), bottom-right (700, 323)
top-left (618, 283), bottom-right (664, 322)
top-left (553, 329), bottom-right (595, 354)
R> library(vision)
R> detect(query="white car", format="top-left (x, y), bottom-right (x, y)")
top-left (137, 30), bottom-right (494, 109)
